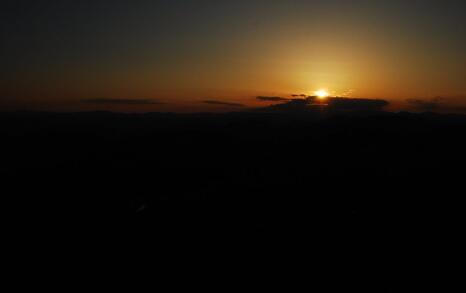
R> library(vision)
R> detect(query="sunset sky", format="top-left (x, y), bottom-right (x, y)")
top-left (1, 0), bottom-right (465, 112)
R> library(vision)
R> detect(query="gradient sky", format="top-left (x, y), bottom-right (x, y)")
top-left (1, 0), bottom-right (465, 112)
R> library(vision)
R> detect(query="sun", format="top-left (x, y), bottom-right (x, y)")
top-left (314, 89), bottom-right (329, 99)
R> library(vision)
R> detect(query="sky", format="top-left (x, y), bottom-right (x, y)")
top-left (1, 0), bottom-right (465, 112)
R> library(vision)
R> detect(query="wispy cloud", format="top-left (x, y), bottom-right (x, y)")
top-left (82, 98), bottom-right (164, 105)
top-left (202, 100), bottom-right (245, 107)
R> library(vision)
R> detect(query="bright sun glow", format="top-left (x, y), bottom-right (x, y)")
top-left (315, 89), bottom-right (329, 99)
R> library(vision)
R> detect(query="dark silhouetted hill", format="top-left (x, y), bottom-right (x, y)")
top-left (1, 110), bottom-right (464, 290)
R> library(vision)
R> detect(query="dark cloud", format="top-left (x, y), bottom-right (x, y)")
top-left (258, 99), bottom-right (312, 112)
top-left (327, 98), bottom-right (389, 111)
top-left (258, 97), bottom-right (389, 112)
top-left (82, 98), bottom-right (164, 105)
top-left (406, 97), bottom-right (466, 114)
top-left (291, 94), bottom-right (307, 98)
top-left (407, 97), bottom-right (443, 112)
top-left (256, 96), bottom-right (290, 102)
top-left (202, 100), bottom-right (245, 107)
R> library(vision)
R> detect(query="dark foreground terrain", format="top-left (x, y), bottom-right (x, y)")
top-left (1, 110), bottom-right (465, 290)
